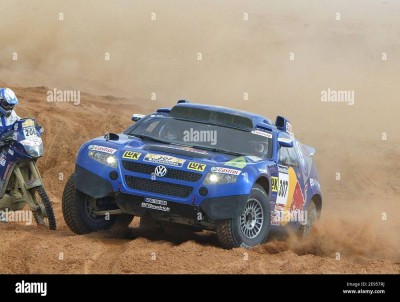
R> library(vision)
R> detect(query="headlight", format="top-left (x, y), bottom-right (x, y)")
top-left (22, 138), bottom-right (43, 157)
top-left (88, 150), bottom-right (118, 168)
top-left (203, 172), bottom-right (238, 184)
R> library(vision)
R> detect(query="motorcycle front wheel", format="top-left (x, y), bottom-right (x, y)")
top-left (30, 186), bottom-right (56, 230)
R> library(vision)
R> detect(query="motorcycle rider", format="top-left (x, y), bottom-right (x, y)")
top-left (0, 88), bottom-right (54, 228)
top-left (0, 88), bottom-right (43, 146)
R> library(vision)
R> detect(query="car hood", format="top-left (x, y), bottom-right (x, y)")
top-left (84, 133), bottom-right (271, 170)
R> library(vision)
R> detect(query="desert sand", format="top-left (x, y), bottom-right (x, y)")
top-left (0, 0), bottom-right (399, 273)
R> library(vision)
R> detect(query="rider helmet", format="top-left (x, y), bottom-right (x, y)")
top-left (0, 88), bottom-right (19, 118)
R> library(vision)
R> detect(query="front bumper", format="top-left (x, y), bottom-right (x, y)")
top-left (74, 165), bottom-right (249, 221)
top-left (200, 195), bottom-right (248, 220)
top-left (116, 193), bottom-right (249, 221)
top-left (74, 164), bottom-right (113, 198)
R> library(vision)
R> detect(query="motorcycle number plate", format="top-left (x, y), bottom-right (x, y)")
top-left (23, 126), bottom-right (37, 140)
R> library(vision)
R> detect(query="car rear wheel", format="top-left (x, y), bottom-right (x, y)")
top-left (299, 200), bottom-right (317, 238)
top-left (216, 184), bottom-right (271, 249)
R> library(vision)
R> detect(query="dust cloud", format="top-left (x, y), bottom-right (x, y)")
top-left (0, 0), bottom-right (399, 272)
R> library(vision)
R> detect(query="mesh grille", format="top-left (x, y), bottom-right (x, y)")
top-left (122, 161), bottom-right (202, 182)
top-left (125, 176), bottom-right (193, 198)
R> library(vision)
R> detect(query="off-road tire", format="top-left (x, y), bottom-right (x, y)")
top-left (32, 186), bottom-right (57, 230)
top-left (62, 174), bottom-right (118, 234)
top-left (216, 184), bottom-right (270, 249)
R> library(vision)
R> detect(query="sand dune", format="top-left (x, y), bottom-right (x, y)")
top-left (0, 0), bottom-right (399, 273)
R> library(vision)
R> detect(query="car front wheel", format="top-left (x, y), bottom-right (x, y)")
top-left (62, 174), bottom-right (133, 234)
top-left (216, 184), bottom-right (271, 249)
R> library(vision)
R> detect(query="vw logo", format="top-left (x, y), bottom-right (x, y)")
top-left (154, 165), bottom-right (168, 177)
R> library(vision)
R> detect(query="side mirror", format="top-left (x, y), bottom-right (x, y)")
top-left (132, 114), bottom-right (145, 122)
top-left (277, 136), bottom-right (294, 148)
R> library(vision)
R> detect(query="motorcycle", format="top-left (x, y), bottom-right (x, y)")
top-left (0, 118), bottom-right (56, 230)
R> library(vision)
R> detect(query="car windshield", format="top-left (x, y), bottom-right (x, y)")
top-left (125, 116), bottom-right (273, 159)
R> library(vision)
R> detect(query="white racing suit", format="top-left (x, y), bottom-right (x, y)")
top-left (0, 110), bottom-right (20, 141)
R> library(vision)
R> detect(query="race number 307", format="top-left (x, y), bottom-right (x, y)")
top-left (278, 179), bottom-right (288, 197)
top-left (276, 173), bottom-right (289, 205)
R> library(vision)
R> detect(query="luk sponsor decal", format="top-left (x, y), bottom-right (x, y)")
top-left (187, 162), bottom-right (206, 172)
top-left (251, 130), bottom-right (272, 138)
top-left (211, 167), bottom-right (241, 175)
top-left (271, 176), bottom-right (278, 192)
top-left (122, 151), bottom-right (142, 160)
top-left (89, 145), bottom-right (117, 154)
top-left (144, 153), bottom-right (186, 167)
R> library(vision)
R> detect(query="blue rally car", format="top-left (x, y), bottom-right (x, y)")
top-left (62, 101), bottom-right (322, 249)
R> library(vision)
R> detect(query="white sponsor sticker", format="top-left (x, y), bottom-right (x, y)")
top-left (276, 172), bottom-right (289, 205)
top-left (88, 145), bottom-right (117, 154)
top-left (141, 202), bottom-right (170, 212)
top-left (211, 167), bottom-right (241, 175)
top-left (144, 197), bottom-right (168, 206)
top-left (251, 130), bottom-right (272, 138)
top-left (144, 153), bottom-right (186, 167)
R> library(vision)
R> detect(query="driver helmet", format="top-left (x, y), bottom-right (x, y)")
top-left (161, 124), bottom-right (178, 140)
top-left (250, 141), bottom-right (266, 156)
top-left (0, 88), bottom-right (19, 118)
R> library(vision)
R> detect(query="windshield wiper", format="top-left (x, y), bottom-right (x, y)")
top-left (133, 134), bottom-right (171, 145)
top-left (191, 145), bottom-right (244, 157)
